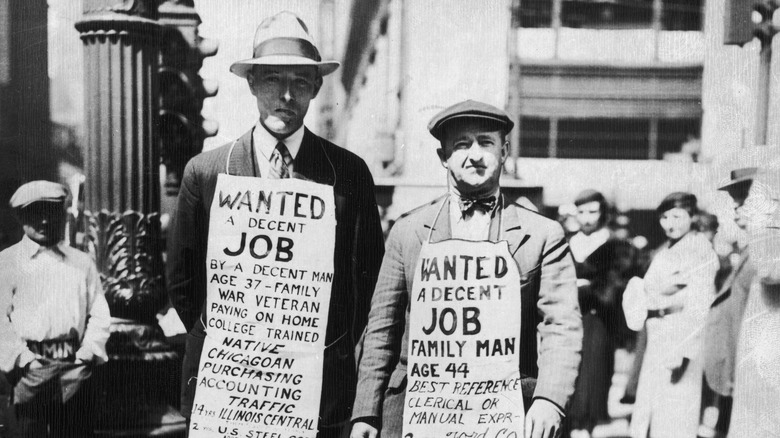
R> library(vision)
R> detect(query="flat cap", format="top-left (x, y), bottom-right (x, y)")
top-left (9, 181), bottom-right (68, 209)
top-left (574, 189), bottom-right (607, 207)
top-left (428, 100), bottom-right (514, 141)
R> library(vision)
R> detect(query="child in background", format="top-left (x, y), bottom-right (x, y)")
top-left (0, 181), bottom-right (110, 437)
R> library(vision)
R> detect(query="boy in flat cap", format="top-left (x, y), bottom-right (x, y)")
top-left (351, 100), bottom-right (582, 438)
top-left (166, 10), bottom-right (383, 438)
top-left (0, 180), bottom-right (110, 437)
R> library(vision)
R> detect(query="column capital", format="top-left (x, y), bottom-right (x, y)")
top-left (76, 0), bottom-right (160, 37)
top-left (82, 0), bottom-right (157, 18)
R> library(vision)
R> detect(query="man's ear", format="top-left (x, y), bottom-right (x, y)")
top-left (247, 72), bottom-right (257, 95)
top-left (500, 139), bottom-right (509, 165)
top-left (312, 75), bottom-right (323, 98)
top-left (436, 148), bottom-right (448, 168)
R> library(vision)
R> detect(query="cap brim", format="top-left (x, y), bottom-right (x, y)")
top-left (230, 56), bottom-right (340, 78)
top-left (430, 114), bottom-right (513, 140)
top-left (15, 198), bottom-right (66, 210)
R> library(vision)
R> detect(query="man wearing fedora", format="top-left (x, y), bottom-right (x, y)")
top-left (350, 100), bottom-right (582, 438)
top-left (698, 167), bottom-right (757, 438)
top-left (166, 11), bottom-right (384, 437)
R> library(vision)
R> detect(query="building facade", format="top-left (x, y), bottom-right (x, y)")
top-left (336, 0), bottom-right (778, 237)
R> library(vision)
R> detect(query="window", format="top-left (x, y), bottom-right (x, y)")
top-left (557, 118), bottom-right (650, 159)
top-left (661, 0), bottom-right (703, 31)
top-left (516, 0), bottom-right (553, 28)
top-left (519, 117), bottom-right (550, 158)
top-left (658, 118), bottom-right (700, 156)
top-left (513, 0), bottom-right (703, 31)
top-left (519, 116), bottom-right (701, 160)
top-left (561, 0), bottom-right (653, 29)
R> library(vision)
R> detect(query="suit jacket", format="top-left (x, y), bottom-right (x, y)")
top-left (166, 127), bottom-right (385, 426)
top-left (352, 196), bottom-right (582, 434)
top-left (703, 253), bottom-right (755, 396)
top-left (574, 236), bottom-right (639, 344)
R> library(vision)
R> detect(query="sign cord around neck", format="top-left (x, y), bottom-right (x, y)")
top-left (225, 139), bottom-right (239, 176)
top-left (427, 196), bottom-right (450, 243)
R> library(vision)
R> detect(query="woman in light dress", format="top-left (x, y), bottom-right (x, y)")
top-left (625, 192), bottom-right (718, 438)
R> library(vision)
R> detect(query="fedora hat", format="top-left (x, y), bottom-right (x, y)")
top-left (718, 166), bottom-right (757, 191)
top-left (230, 11), bottom-right (339, 78)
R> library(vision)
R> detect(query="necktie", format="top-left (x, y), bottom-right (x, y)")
top-left (269, 142), bottom-right (293, 179)
top-left (459, 195), bottom-right (497, 216)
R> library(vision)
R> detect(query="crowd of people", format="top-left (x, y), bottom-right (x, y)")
top-left (556, 164), bottom-right (779, 438)
top-left (0, 10), bottom-right (778, 438)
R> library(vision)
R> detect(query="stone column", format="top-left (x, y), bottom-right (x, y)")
top-left (76, 0), bottom-right (165, 322)
top-left (76, 2), bottom-right (185, 434)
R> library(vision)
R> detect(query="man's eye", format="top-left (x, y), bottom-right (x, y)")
top-left (295, 79), bottom-right (311, 89)
top-left (264, 75), bottom-right (280, 82)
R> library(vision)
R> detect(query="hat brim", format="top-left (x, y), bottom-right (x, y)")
top-left (230, 56), bottom-right (340, 78)
top-left (15, 198), bottom-right (67, 210)
top-left (717, 176), bottom-right (754, 191)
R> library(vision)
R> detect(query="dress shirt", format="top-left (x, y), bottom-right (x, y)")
top-left (253, 122), bottom-right (304, 178)
top-left (448, 188), bottom-right (500, 241)
top-left (0, 236), bottom-right (110, 372)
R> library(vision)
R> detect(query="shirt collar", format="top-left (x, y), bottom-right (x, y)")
top-left (449, 187), bottom-right (501, 222)
top-left (449, 186), bottom-right (501, 203)
top-left (570, 227), bottom-right (610, 262)
top-left (253, 122), bottom-right (305, 162)
top-left (19, 235), bottom-right (66, 259)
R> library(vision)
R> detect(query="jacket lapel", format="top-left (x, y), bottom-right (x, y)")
top-left (419, 194), bottom-right (530, 251)
top-left (292, 128), bottom-right (336, 186)
top-left (497, 197), bottom-right (531, 258)
top-left (227, 128), bottom-right (258, 177)
top-left (417, 196), bottom-right (450, 244)
top-left (712, 253), bottom-right (749, 306)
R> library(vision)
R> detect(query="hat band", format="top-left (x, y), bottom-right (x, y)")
top-left (253, 37), bottom-right (322, 62)
top-left (730, 167), bottom-right (757, 180)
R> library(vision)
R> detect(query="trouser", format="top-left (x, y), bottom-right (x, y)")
top-left (14, 384), bottom-right (94, 438)
top-left (623, 325), bottom-right (647, 402)
top-left (11, 360), bottom-right (94, 438)
top-left (180, 320), bottom-right (207, 420)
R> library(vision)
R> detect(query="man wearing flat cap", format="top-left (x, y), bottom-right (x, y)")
top-left (698, 167), bottom-right (757, 438)
top-left (166, 10), bottom-right (383, 438)
top-left (0, 181), bottom-right (110, 437)
top-left (351, 100), bottom-right (582, 438)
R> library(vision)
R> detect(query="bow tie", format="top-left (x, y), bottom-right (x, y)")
top-left (458, 195), bottom-right (497, 215)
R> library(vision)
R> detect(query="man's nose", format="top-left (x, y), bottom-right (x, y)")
top-left (467, 141), bottom-right (482, 159)
top-left (281, 81), bottom-right (293, 102)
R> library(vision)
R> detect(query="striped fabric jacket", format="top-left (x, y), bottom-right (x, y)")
top-left (352, 195), bottom-right (582, 437)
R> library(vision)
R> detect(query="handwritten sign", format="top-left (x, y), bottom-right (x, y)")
top-left (190, 174), bottom-right (336, 438)
top-left (404, 240), bottom-right (524, 438)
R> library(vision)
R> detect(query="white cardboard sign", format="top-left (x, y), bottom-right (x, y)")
top-left (190, 174), bottom-right (336, 438)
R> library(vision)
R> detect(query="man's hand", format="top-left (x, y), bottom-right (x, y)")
top-left (350, 421), bottom-right (378, 438)
top-left (525, 399), bottom-right (563, 438)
